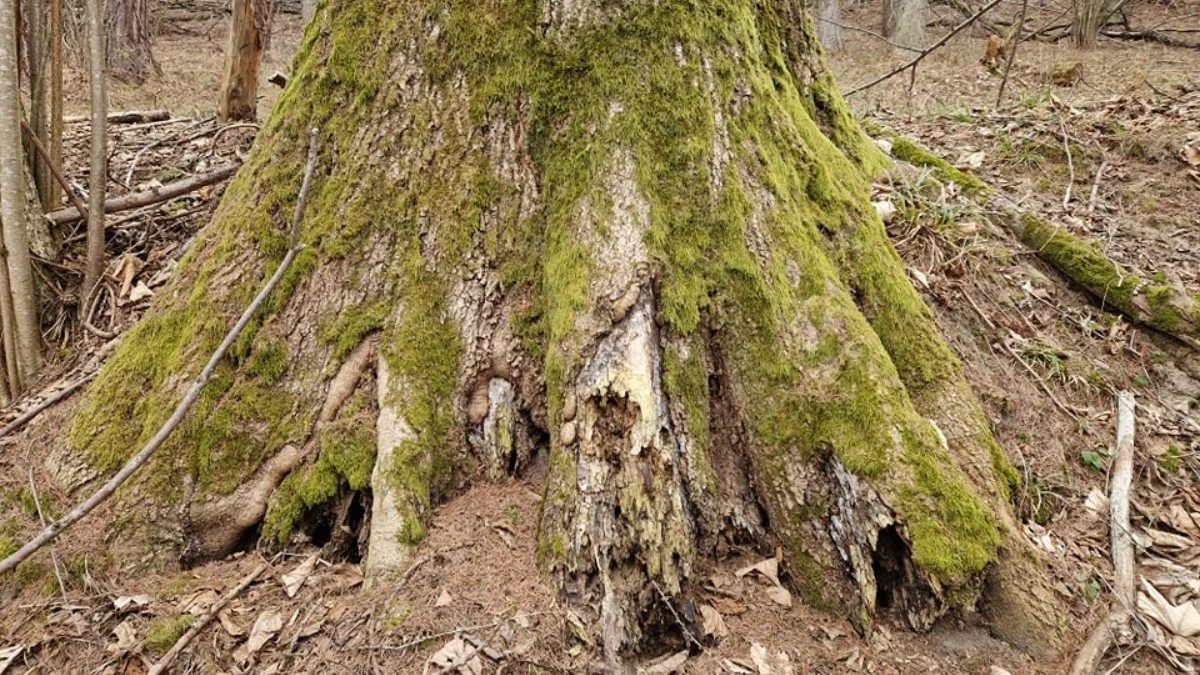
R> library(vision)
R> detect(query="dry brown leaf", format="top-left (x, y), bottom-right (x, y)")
top-left (436, 588), bottom-right (454, 608)
top-left (699, 604), bottom-right (729, 638)
top-left (218, 608), bottom-right (247, 637)
top-left (107, 619), bottom-right (139, 654)
top-left (735, 558), bottom-right (780, 586)
top-left (710, 597), bottom-right (748, 616)
top-left (644, 650), bottom-right (689, 674)
top-left (281, 554), bottom-right (318, 598)
top-left (1138, 579), bottom-right (1200, 637)
top-left (428, 637), bottom-right (483, 674)
top-left (113, 594), bottom-right (151, 611)
top-left (765, 585), bottom-right (792, 608)
top-left (236, 609), bottom-right (284, 662)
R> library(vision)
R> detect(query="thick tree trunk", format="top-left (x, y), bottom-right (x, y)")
top-left (218, 0), bottom-right (261, 122)
top-left (105, 0), bottom-right (157, 84)
top-left (60, 0), bottom-right (1068, 667)
top-left (816, 0), bottom-right (843, 52)
top-left (883, 0), bottom-right (926, 51)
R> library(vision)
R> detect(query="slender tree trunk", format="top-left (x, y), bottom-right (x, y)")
top-left (816, 0), bottom-right (843, 52)
top-left (258, 0), bottom-right (276, 52)
top-left (47, 0), bottom-right (61, 209)
top-left (62, 0), bottom-right (1070, 668)
top-left (1072, 0), bottom-right (1119, 48)
top-left (82, 0), bottom-right (106, 306)
top-left (883, 0), bottom-right (926, 51)
top-left (301, 0), bottom-right (314, 24)
top-left (218, 0), bottom-right (261, 122)
top-left (0, 0), bottom-right (41, 386)
top-left (105, 0), bottom-right (156, 84)
top-left (26, 0), bottom-right (51, 207)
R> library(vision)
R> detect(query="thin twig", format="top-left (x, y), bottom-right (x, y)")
top-left (1000, 340), bottom-right (1082, 420)
top-left (995, 0), bottom-right (1029, 106)
top-left (811, 15), bottom-right (923, 52)
top-left (0, 129), bottom-right (321, 577)
top-left (147, 563), bottom-right (267, 675)
top-left (350, 615), bottom-right (547, 653)
top-left (0, 372), bottom-right (96, 440)
top-left (651, 579), bottom-right (704, 652)
top-left (27, 466), bottom-right (68, 603)
top-left (1060, 121), bottom-right (1075, 211)
top-left (1087, 159), bottom-right (1108, 219)
top-left (845, 0), bottom-right (1006, 97)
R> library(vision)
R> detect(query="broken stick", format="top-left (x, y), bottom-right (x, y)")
top-left (0, 130), bottom-right (319, 577)
top-left (147, 563), bottom-right (267, 675)
top-left (44, 164), bottom-right (239, 225)
top-left (1068, 390), bottom-right (1136, 675)
top-left (64, 109), bottom-right (170, 124)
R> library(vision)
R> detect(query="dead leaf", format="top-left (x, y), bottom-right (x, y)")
top-left (750, 643), bottom-right (772, 674)
top-left (218, 609), bottom-right (246, 637)
top-left (428, 637), bottom-right (483, 674)
top-left (873, 200), bottom-right (896, 224)
top-left (236, 609), bottom-right (284, 662)
top-left (107, 619), bottom-right (139, 654)
top-left (765, 585), bottom-right (792, 608)
top-left (644, 650), bottom-right (689, 674)
top-left (436, 588), bottom-right (454, 608)
top-left (113, 594), bottom-right (151, 611)
top-left (699, 604), bottom-right (729, 638)
top-left (1138, 579), bottom-right (1200, 637)
top-left (1182, 143), bottom-right (1200, 168)
top-left (493, 524), bottom-right (516, 549)
top-left (129, 281), bottom-right (154, 302)
top-left (180, 589), bottom-right (219, 616)
top-left (281, 554), bottom-right (318, 598)
top-left (735, 558), bottom-right (780, 586)
top-left (710, 597), bottom-right (748, 616)
top-left (0, 646), bottom-right (22, 675)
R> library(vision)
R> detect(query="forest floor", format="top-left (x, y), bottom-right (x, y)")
top-left (1, 2), bottom-right (1199, 674)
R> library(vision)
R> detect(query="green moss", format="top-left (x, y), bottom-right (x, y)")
top-left (145, 615), bottom-right (193, 655)
top-left (263, 416), bottom-right (377, 543)
top-left (889, 137), bottom-right (991, 198)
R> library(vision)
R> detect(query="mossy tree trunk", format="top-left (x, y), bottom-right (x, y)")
top-left (61, 0), bottom-right (1068, 666)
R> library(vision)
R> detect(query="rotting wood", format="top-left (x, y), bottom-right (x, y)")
top-left (147, 562), bottom-right (267, 675)
top-left (1068, 390), bottom-right (1136, 675)
top-left (44, 164), bottom-right (239, 225)
top-left (0, 130), bottom-right (318, 577)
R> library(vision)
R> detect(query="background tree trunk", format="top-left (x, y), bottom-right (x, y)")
top-left (25, 0), bottom-right (51, 208)
top-left (1072, 0), bottom-right (1120, 48)
top-left (0, 0), bottom-right (42, 389)
top-left (82, 0), bottom-right (106, 305)
top-left (47, 0), bottom-right (61, 210)
top-left (218, 0), bottom-right (260, 122)
top-left (883, 0), bottom-right (926, 51)
top-left (60, 0), bottom-right (1068, 666)
top-left (300, 0), bottom-right (314, 24)
top-left (105, 0), bottom-right (157, 84)
top-left (816, 0), bottom-right (843, 51)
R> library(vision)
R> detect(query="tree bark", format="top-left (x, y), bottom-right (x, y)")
top-left (218, 0), bottom-right (261, 122)
top-left (816, 0), bottom-right (843, 52)
top-left (0, 0), bottom-right (42, 388)
top-left (301, 0), bottom-right (314, 24)
top-left (59, 0), bottom-right (1069, 667)
top-left (105, 0), bottom-right (158, 84)
top-left (25, 0), bottom-right (52, 207)
top-left (48, 0), bottom-right (63, 210)
top-left (883, 0), bottom-right (926, 51)
top-left (82, 0), bottom-right (107, 306)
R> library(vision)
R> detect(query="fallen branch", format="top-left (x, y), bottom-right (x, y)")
top-left (64, 110), bottom-right (170, 124)
top-left (19, 119), bottom-right (90, 222)
top-left (992, 206), bottom-right (1200, 349)
top-left (1069, 391), bottom-right (1136, 675)
top-left (0, 129), bottom-right (320, 577)
top-left (1101, 29), bottom-right (1200, 48)
top-left (44, 164), bottom-right (239, 225)
top-left (844, 0), bottom-right (1006, 97)
top-left (147, 563), bottom-right (267, 675)
top-left (0, 372), bottom-right (96, 440)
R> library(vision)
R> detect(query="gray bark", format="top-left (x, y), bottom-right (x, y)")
top-left (883, 0), bottom-right (926, 51)
top-left (816, 0), bottom-right (843, 52)
top-left (83, 0), bottom-right (108, 307)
